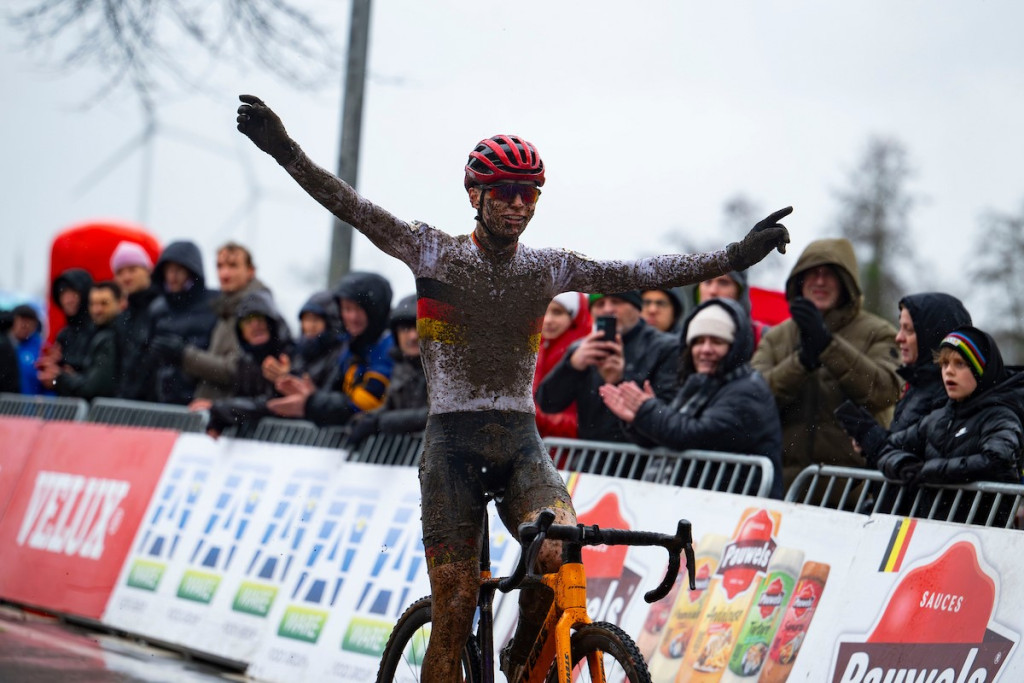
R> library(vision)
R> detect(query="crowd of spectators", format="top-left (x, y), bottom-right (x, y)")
top-left (3, 235), bottom-right (1022, 505)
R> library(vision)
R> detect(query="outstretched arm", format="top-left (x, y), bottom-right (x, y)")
top-left (236, 94), bottom-right (419, 263)
top-left (557, 207), bottom-right (793, 294)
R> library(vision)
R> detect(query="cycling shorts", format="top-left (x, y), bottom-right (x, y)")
top-left (419, 410), bottom-right (575, 569)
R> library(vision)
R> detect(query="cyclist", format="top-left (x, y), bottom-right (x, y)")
top-left (235, 94), bottom-right (791, 681)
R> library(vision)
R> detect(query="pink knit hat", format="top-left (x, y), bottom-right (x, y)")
top-left (110, 241), bottom-right (153, 273)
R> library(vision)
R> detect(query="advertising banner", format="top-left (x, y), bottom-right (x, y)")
top-left (0, 417), bottom-right (41, 525)
top-left (826, 516), bottom-right (1023, 682)
top-left (0, 423), bottom-right (176, 619)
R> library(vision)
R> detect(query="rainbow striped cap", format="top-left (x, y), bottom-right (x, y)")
top-left (940, 331), bottom-right (987, 378)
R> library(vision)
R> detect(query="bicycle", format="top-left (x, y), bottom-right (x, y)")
top-left (376, 503), bottom-right (696, 683)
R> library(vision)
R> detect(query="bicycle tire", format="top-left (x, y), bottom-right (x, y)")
top-left (376, 596), bottom-right (483, 683)
top-left (545, 621), bottom-right (652, 683)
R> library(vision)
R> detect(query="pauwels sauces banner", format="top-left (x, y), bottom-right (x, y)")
top-left (830, 518), bottom-right (1023, 682)
top-left (0, 422), bottom-right (176, 618)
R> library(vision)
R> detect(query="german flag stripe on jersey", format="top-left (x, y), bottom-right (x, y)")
top-left (416, 277), bottom-right (544, 350)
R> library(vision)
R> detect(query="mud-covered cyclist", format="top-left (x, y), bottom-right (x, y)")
top-left (235, 94), bottom-right (791, 682)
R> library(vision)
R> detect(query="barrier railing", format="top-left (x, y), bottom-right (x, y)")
top-left (249, 418), bottom-right (321, 446)
top-left (786, 464), bottom-right (1024, 529)
top-left (87, 398), bottom-right (208, 433)
top-left (0, 392), bottom-right (89, 422)
top-left (543, 438), bottom-right (775, 497)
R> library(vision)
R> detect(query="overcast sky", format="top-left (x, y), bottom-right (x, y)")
top-left (3, 1), bottom-right (1023, 329)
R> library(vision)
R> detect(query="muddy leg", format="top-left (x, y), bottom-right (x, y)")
top-left (421, 558), bottom-right (479, 683)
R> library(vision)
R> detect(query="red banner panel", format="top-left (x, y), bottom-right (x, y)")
top-left (0, 418), bottom-right (43, 525)
top-left (0, 423), bottom-right (177, 619)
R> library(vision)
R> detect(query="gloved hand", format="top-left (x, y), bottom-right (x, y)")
top-left (236, 95), bottom-right (300, 166)
top-left (150, 334), bottom-right (186, 364)
top-left (789, 297), bottom-right (832, 369)
top-left (345, 411), bottom-right (381, 448)
top-left (726, 206), bottom-right (793, 271)
top-left (833, 400), bottom-right (877, 443)
top-left (897, 461), bottom-right (924, 488)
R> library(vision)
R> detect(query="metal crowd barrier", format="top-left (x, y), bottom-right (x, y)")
top-left (87, 398), bottom-right (208, 433)
top-left (249, 418), bottom-right (321, 446)
top-left (347, 431), bottom-right (425, 466)
top-left (543, 438), bottom-right (775, 497)
top-left (0, 392), bottom-right (89, 422)
top-left (785, 465), bottom-right (1024, 529)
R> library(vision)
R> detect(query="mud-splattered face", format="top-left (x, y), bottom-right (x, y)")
top-left (468, 184), bottom-right (537, 246)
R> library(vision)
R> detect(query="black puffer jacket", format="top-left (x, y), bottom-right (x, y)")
top-left (51, 268), bottom-right (95, 372)
top-left (147, 241), bottom-right (219, 404)
top-left (116, 284), bottom-right (161, 401)
top-left (232, 290), bottom-right (294, 399)
top-left (536, 318), bottom-right (679, 442)
top-left (378, 294), bottom-right (428, 434)
top-left (877, 332), bottom-right (1024, 487)
top-left (630, 298), bottom-right (784, 498)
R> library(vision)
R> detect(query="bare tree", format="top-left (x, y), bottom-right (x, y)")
top-left (7, 0), bottom-right (341, 111)
top-left (831, 137), bottom-right (916, 318)
top-left (969, 201), bottom-right (1024, 364)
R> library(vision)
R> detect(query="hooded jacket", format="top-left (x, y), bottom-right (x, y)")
top-left (51, 268), bottom-right (95, 372)
top-left (182, 276), bottom-right (273, 400)
top-left (536, 315), bottom-right (679, 443)
top-left (291, 290), bottom-right (343, 389)
top-left (533, 292), bottom-right (592, 438)
top-left (11, 306), bottom-right (44, 395)
top-left (891, 293), bottom-right (973, 432)
top-left (630, 298), bottom-right (784, 497)
top-left (751, 238), bottom-right (901, 490)
top-left (370, 293), bottom-right (430, 435)
top-left (147, 241), bottom-right (219, 404)
top-left (232, 290), bottom-right (294, 399)
top-left (304, 272), bottom-right (395, 426)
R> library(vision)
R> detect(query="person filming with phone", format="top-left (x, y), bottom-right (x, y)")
top-left (536, 290), bottom-right (679, 442)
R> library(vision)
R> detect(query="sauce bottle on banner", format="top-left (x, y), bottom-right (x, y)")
top-left (647, 534), bottom-right (728, 682)
top-left (719, 547), bottom-right (804, 682)
top-left (636, 548), bottom-right (687, 662)
top-left (676, 508), bottom-right (782, 683)
top-left (757, 561), bottom-right (830, 683)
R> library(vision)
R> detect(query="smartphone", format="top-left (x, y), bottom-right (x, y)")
top-left (596, 315), bottom-right (617, 342)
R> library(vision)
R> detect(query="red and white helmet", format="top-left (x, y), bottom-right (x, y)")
top-left (464, 135), bottom-right (545, 189)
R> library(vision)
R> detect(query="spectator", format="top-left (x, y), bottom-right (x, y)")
top-left (40, 281), bottom-right (122, 398)
top-left (262, 290), bottom-right (342, 390)
top-left (599, 298), bottom-right (784, 497)
top-left (109, 241), bottom-right (161, 401)
top-left (834, 292), bottom-right (972, 457)
top-left (640, 287), bottom-right (683, 333)
top-left (231, 290), bottom-right (294, 399)
top-left (535, 290), bottom-right (678, 442)
top-left (751, 238), bottom-right (901, 491)
top-left (10, 305), bottom-right (44, 395)
top-left (45, 268), bottom-right (95, 374)
top-left (268, 271), bottom-right (394, 426)
top-left (873, 327), bottom-right (1024, 524)
top-left (181, 241), bottom-right (271, 400)
top-left (148, 240), bottom-right (219, 405)
top-left (346, 293), bottom-right (430, 445)
top-left (533, 292), bottom-right (591, 438)
top-left (0, 311), bottom-right (19, 393)
top-left (694, 269), bottom-right (770, 346)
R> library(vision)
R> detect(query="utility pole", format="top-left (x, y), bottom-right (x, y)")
top-left (328, 0), bottom-right (372, 287)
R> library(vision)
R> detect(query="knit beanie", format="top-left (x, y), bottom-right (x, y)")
top-left (685, 303), bottom-right (736, 344)
top-left (110, 241), bottom-right (154, 274)
top-left (939, 327), bottom-right (990, 384)
top-left (552, 292), bottom-right (580, 319)
top-left (588, 290), bottom-right (643, 311)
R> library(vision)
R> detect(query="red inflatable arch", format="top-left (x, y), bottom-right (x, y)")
top-left (48, 221), bottom-right (161, 345)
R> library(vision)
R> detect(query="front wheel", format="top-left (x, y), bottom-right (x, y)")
top-left (376, 596), bottom-right (482, 683)
top-left (546, 621), bottom-right (652, 683)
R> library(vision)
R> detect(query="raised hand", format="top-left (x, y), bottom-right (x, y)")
top-left (726, 206), bottom-right (793, 271)
top-left (236, 94), bottom-right (299, 166)
top-left (789, 296), bottom-right (832, 369)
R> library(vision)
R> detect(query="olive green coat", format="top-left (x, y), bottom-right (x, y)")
top-left (751, 238), bottom-right (901, 491)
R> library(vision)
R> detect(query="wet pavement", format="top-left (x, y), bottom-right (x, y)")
top-left (0, 605), bottom-right (246, 682)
